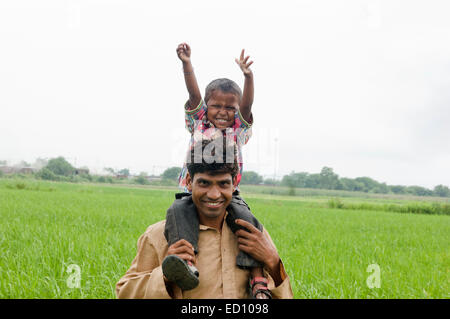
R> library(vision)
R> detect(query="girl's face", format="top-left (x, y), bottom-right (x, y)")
top-left (206, 90), bottom-right (239, 129)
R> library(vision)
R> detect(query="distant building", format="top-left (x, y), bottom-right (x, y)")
top-left (147, 176), bottom-right (162, 182)
top-left (0, 166), bottom-right (37, 174)
top-left (115, 174), bottom-right (130, 179)
top-left (18, 167), bottom-right (37, 174)
top-left (75, 168), bottom-right (90, 175)
top-left (0, 166), bottom-right (14, 174)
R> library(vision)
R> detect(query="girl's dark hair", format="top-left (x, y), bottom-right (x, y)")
top-left (187, 137), bottom-right (239, 179)
top-left (204, 78), bottom-right (242, 104)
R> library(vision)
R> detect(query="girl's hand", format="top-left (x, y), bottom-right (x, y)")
top-left (235, 49), bottom-right (253, 76)
top-left (176, 43), bottom-right (191, 63)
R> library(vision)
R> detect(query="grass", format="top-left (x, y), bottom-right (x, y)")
top-left (0, 178), bottom-right (449, 298)
top-left (327, 197), bottom-right (450, 215)
top-left (239, 184), bottom-right (450, 202)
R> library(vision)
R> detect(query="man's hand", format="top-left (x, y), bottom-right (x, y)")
top-left (235, 219), bottom-right (283, 287)
top-left (166, 239), bottom-right (196, 263)
top-left (235, 49), bottom-right (254, 77)
top-left (235, 219), bottom-right (279, 269)
top-left (176, 43), bottom-right (191, 64)
top-left (163, 239), bottom-right (197, 286)
top-left (162, 239), bottom-right (197, 294)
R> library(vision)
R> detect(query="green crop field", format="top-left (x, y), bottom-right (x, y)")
top-left (0, 178), bottom-right (448, 298)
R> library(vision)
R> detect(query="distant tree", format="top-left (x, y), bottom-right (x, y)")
top-left (240, 171), bottom-right (263, 185)
top-left (319, 166), bottom-right (340, 189)
top-left (281, 173), bottom-right (294, 187)
top-left (104, 167), bottom-right (116, 175)
top-left (290, 172), bottom-right (309, 188)
top-left (288, 183), bottom-right (295, 196)
top-left (305, 173), bottom-right (321, 189)
top-left (118, 168), bottom-right (130, 177)
top-left (282, 171), bottom-right (320, 189)
top-left (353, 181), bottom-right (366, 192)
top-left (162, 167), bottom-right (182, 180)
top-left (371, 182), bottom-right (389, 194)
top-left (279, 168), bottom-right (442, 197)
top-left (354, 177), bottom-right (380, 192)
top-left (134, 172), bottom-right (150, 185)
top-left (280, 173), bottom-right (296, 195)
top-left (0, 160), bottom-right (7, 165)
top-left (389, 185), bottom-right (407, 194)
top-left (97, 176), bottom-right (106, 183)
top-left (380, 182), bottom-right (389, 193)
top-left (45, 157), bottom-right (75, 176)
top-left (405, 185), bottom-right (433, 197)
top-left (263, 178), bottom-right (280, 186)
top-left (433, 185), bottom-right (450, 197)
top-left (36, 168), bottom-right (59, 181)
top-left (334, 180), bottom-right (345, 190)
top-left (339, 177), bottom-right (354, 191)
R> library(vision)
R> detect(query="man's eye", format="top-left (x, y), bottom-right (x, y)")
top-left (220, 181), bottom-right (231, 187)
top-left (198, 180), bottom-right (209, 186)
top-left (226, 107), bottom-right (235, 112)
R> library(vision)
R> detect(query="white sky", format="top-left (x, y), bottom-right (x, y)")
top-left (0, 0), bottom-right (449, 188)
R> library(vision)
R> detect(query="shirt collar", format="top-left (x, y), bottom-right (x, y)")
top-left (198, 211), bottom-right (229, 231)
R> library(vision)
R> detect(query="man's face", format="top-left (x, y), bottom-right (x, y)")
top-left (187, 172), bottom-right (235, 225)
top-left (206, 90), bottom-right (239, 129)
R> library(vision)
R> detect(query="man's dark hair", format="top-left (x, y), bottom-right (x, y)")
top-left (204, 78), bottom-right (242, 104)
top-left (187, 137), bottom-right (239, 179)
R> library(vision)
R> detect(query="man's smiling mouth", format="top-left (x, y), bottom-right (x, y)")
top-left (202, 200), bottom-right (225, 208)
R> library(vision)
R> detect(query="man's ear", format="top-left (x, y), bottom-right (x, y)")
top-left (186, 172), bottom-right (193, 192)
top-left (233, 176), bottom-right (238, 190)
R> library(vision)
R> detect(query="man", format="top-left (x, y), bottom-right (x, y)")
top-left (115, 138), bottom-right (293, 298)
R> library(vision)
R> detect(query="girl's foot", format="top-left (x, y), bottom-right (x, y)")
top-left (162, 255), bottom-right (199, 291)
top-left (250, 277), bottom-right (272, 299)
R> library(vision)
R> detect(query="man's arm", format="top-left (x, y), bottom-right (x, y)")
top-left (235, 49), bottom-right (254, 123)
top-left (177, 43), bottom-right (202, 109)
top-left (116, 231), bottom-right (173, 299)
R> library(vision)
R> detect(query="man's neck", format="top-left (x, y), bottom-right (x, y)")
top-left (197, 211), bottom-right (226, 232)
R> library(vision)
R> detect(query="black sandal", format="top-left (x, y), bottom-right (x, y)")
top-left (162, 255), bottom-right (199, 291)
top-left (250, 277), bottom-right (272, 299)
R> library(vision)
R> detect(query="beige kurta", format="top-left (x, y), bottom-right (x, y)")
top-left (116, 215), bottom-right (293, 299)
